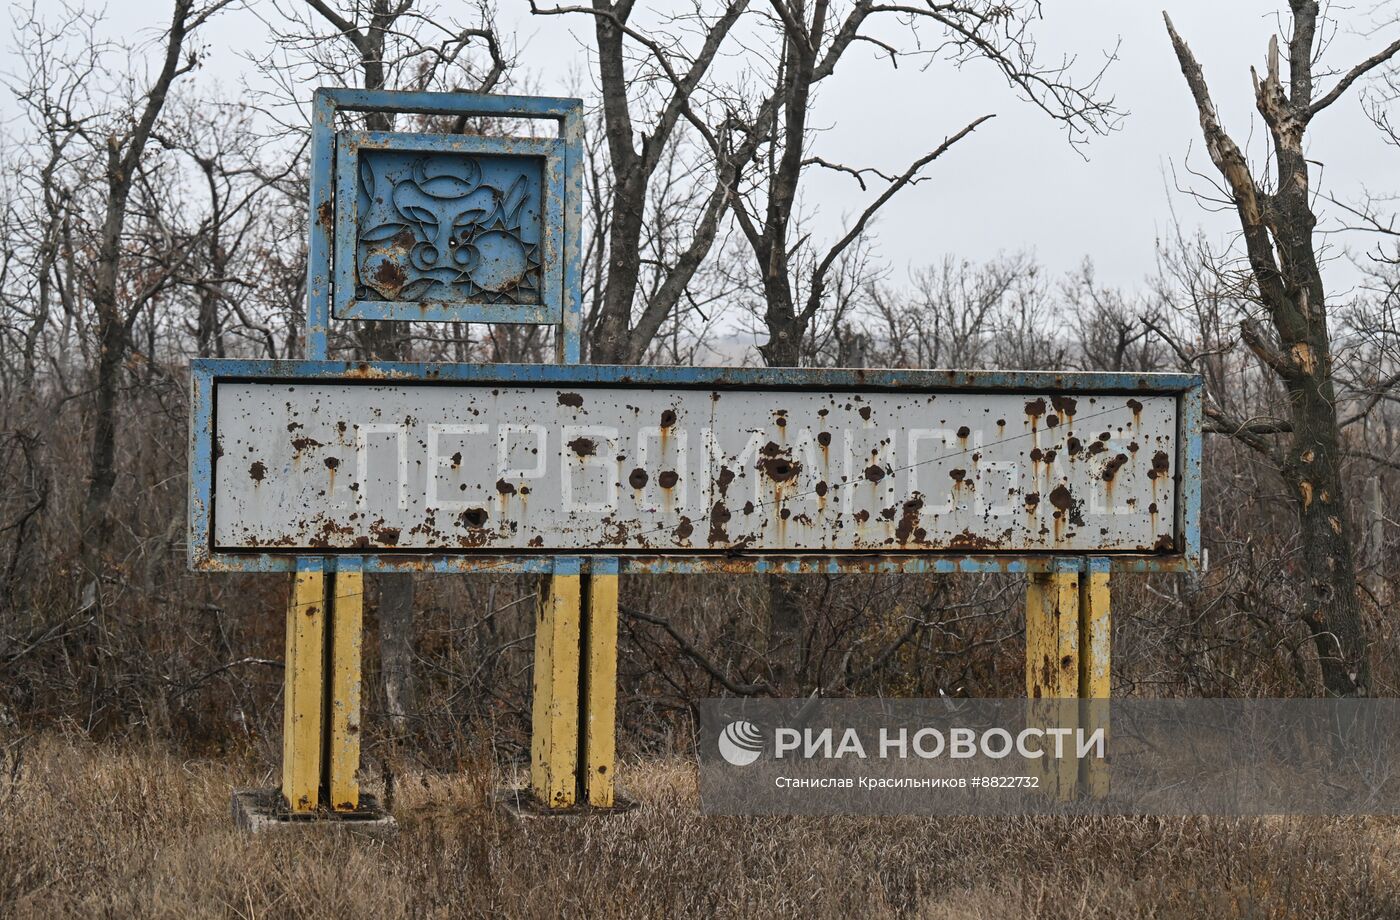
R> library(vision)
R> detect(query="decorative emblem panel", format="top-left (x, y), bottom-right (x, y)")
top-left (332, 131), bottom-right (565, 324)
top-left (355, 150), bottom-right (544, 305)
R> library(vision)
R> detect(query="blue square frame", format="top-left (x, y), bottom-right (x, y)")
top-left (333, 131), bottom-right (565, 324)
top-left (305, 88), bottom-right (584, 361)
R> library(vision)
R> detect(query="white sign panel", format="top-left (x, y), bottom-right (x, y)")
top-left (210, 381), bottom-right (1181, 554)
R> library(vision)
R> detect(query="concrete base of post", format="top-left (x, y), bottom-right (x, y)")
top-left (230, 788), bottom-right (398, 837)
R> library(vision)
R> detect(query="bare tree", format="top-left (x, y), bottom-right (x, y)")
top-left (1062, 260), bottom-right (1165, 373)
top-left (1162, 3), bottom-right (1400, 696)
top-left (712, 0), bottom-right (1119, 371)
top-left (866, 253), bottom-right (1035, 369)
top-left (20, 1), bottom-right (236, 612)
top-left (692, 1), bottom-right (1119, 687)
top-left (529, 1), bottom-right (750, 364)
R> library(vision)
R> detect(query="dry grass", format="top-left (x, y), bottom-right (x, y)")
top-left (3, 733), bottom-right (1400, 919)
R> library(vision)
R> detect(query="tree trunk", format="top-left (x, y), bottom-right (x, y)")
top-left (77, 316), bottom-right (124, 610)
top-left (579, 2), bottom-right (747, 365)
top-left (588, 175), bottom-right (646, 364)
top-left (79, 142), bottom-right (142, 614)
top-left (1365, 476), bottom-right (1385, 604)
top-left (378, 573), bottom-right (417, 733)
top-left (1263, 115), bottom-right (1369, 696)
top-left (1281, 351), bottom-right (1370, 695)
top-left (363, 299), bottom-right (418, 733)
top-left (757, 274), bottom-right (805, 367)
top-left (766, 575), bottom-right (804, 689)
top-left (75, 0), bottom-right (198, 611)
top-left (1163, 10), bottom-right (1382, 695)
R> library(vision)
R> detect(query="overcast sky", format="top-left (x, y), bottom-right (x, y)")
top-left (2, 1), bottom-right (1396, 296)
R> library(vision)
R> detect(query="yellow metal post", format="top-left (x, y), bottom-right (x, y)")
top-left (328, 563), bottom-right (364, 811)
top-left (583, 560), bottom-right (619, 807)
top-left (1077, 561), bottom-right (1111, 699)
top-left (1025, 559), bottom-right (1113, 800)
top-left (530, 561), bottom-right (582, 808)
top-left (1026, 563), bottom-right (1080, 800)
top-left (1078, 558), bottom-right (1111, 797)
top-left (1026, 567), bottom-right (1080, 699)
top-left (283, 561), bottom-right (327, 814)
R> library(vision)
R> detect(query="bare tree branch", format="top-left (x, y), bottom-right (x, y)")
top-left (1308, 34), bottom-right (1400, 118)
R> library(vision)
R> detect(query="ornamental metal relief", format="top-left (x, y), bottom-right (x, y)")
top-left (332, 128), bottom-right (566, 324)
top-left (355, 150), bottom-right (544, 305)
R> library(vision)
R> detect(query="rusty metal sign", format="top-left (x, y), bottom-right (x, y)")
top-left (190, 361), bottom-right (1202, 573)
top-left (188, 89), bottom-right (1202, 576)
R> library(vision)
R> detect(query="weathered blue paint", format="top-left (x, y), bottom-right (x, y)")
top-left (320, 87), bottom-right (581, 119)
top-left (557, 106), bottom-right (584, 364)
top-left (187, 359), bottom-right (217, 557)
top-left (1179, 379), bottom-right (1205, 571)
top-left (308, 88), bottom-right (583, 342)
top-left (305, 92), bottom-right (335, 360)
top-left (189, 357), bottom-right (1200, 393)
top-left (1046, 555), bottom-right (1085, 575)
top-left (191, 553), bottom-right (1187, 576)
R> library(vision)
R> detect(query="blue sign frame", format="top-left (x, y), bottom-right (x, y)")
top-left (306, 88), bottom-right (584, 360)
top-left (188, 358), bottom-right (1204, 576)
